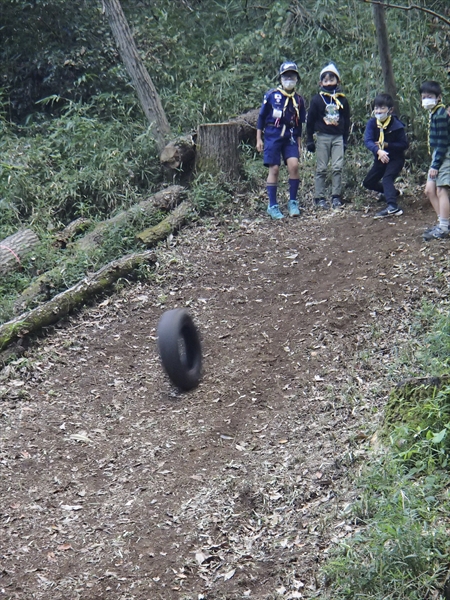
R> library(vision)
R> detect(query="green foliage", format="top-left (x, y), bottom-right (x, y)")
top-left (189, 173), bottom-right (234, 215)
top-left (0, 94), bottom-right (161, 236)
top-left (322, 301), bottom-right (450, 599)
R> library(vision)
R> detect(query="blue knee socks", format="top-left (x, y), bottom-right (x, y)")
top-left (267, 184), bottom-right (277, 206)
top-left (289, 178), bottom-right (299, 200)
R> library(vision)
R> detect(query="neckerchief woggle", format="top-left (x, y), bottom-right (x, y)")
top-left (320, 90), bottom-right (346, 110)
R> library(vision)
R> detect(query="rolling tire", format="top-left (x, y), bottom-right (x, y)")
top-left (157, 309), bottom-right (202, 391)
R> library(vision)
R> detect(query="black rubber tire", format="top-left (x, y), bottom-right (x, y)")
top-left (157, 309), bottom-right (202, 391)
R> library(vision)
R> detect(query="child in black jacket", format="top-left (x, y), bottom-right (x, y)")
top-left (363, 93), bottom-right (409, 218)
top-left (306, 63), bottom-right (351, 209)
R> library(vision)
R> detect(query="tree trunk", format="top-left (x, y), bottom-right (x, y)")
top-left (0, 229), bottom-right (40, 275)
top-left (196, 123), bottom-right (240, 178)
top-left (14, 186), bottom-right (186, 312)
top-left (136, 201), bottom-right (192, 246)
top-left (372, 1), bottom-right (399, 113)
top-left (0, 251), bottom-right (156, 352)
top-left (102, 0), bottom-right (170, 151)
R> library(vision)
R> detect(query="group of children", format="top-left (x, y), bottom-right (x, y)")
top-left (256, 62), bottom-right (450, 241)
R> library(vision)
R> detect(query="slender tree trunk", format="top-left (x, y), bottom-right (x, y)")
top-left (372, 1), bottom-right (399, 113)
top-left (102, 0), bottom-right (170, 150)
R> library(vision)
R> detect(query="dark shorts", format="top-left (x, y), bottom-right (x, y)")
top-left (263, 126), bottom-right (299, 167)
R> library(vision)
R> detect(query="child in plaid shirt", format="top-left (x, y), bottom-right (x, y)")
top-left (420, 80), bottom-right (450, 240)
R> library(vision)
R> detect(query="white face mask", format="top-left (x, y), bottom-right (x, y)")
top-left (281, 77), bottom-right (296, 91)
top-left (422, 98), bottom-right (438, 110)
top-left (374, 111), bottom-right (389, 122)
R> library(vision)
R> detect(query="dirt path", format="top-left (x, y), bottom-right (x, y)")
top-left (1, 197), bottom-right (449, 600)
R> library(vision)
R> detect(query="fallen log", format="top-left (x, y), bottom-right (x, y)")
top-left (160, 135), bottom-right (196, 170)
top-left (14, 185), bottom-right (186, 312)
top-left (229, 108), bottom-right (259, 145)
top-left (0, 250), bottom-right (156, 352)
top-left (136, 201), bottom-right (192, 246)
top-left (0, 229), bottom-right (40, 275)
top-left (54, 218), bottom-right (93, 248)
top-left (77, 185), bottom-right (186, 250)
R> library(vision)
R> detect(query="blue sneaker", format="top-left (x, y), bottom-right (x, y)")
top-left (267, 204), bottom-right (284, 220)
top-left (287, 199), bottom-right (301, 217)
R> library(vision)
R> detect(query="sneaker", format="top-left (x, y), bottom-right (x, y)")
top-left (331, 196), bottom-right (343, 208)
top-left (287, 199), bottom-right (301, 217)
top-left (314, 198), bottom-right (329, 210)
top-left (374, 206), bottom-right (403, 219)
top-left (423, 225), bottom-right (449, 241)
top-left (267, 204), bottom-right (284, 220)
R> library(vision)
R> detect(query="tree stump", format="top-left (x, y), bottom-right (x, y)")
top-left (195, 123), bottom-right (240, 179)
top-left (0, 229), bottom-right (40, 275)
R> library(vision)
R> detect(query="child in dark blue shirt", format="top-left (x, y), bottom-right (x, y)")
top-left (256, 62), bottom-right (306, 219)
top-left (363, 93), bottom-right (409, 218)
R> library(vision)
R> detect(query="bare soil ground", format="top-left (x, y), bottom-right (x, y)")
top-left (1, 194), bottom-right (449, 600)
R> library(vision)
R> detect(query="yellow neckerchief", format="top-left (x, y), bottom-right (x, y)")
top-left (320, 91), bottom-right (346, 110)
top-left (376, 115), bottom-right (392, 148)
top-left (277, 87), bottom-right (299, 122)
top-left (428, 102), bottom-right (446, 155)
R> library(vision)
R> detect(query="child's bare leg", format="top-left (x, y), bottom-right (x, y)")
top-left (267, 164), bottom-right (279, 184)
top-left (425, 179), bottom-right (439, 216)
top-left (286, 157), bottom-right (299, 180)
top-left (437, 186), bottom-right (450, 232)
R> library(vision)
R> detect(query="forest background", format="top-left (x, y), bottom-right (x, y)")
top-left (1, 1), bottom-right (450, 598)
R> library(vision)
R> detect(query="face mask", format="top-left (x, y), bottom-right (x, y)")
top-left (322, 84), bottom-right (336, 92)
top-left (374, 111), bottom-right (389, 122)
top-left (422, 98), bottom-right (438, 110)
top-left (281, 77), bottom-right (296, 91)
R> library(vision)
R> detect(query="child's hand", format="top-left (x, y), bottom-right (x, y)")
top-left (377, 149), bottom-right (389, 164)
top-left (256, 139), bottom-right (264, 153)
top-left (429, 167), bottom-right (438, 180)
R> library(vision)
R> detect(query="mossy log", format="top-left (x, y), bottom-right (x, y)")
top-left (0, 250), bottom-right (156, 352)
top-left (136, 201), bottom-right (192, 246)
top-left (54, 218), bottom-right (93, 248)
top-left (77, 185), bottom-right (186, 250)
top-left (0, 229), bottom-right (40, 275)
top-left (14, 186), bottom-right (186, 312)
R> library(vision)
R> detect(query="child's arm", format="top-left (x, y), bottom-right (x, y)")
top-left (306, 97), bottom-right (318, 150)
top-left (363, 119), bottom-right (379, 156)
top-left (343, 99), bottom-right (351, 149)
top-left (385, 127), bottom-right (409, 153)
top-left (256, 129), bottom-right (264, 153)
top-left (256, 94), bottom-right (271, 153)
top-left (430, 111), bottom-right (450, 171)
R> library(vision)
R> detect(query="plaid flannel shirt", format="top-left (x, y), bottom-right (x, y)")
top-left (430, 106), bottom-right (450, 170)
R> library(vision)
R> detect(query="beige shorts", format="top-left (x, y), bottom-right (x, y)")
top-left (435, 148), bottom-right (450, 188)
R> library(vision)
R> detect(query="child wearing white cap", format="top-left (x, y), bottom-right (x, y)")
top-left (306, 63), bottom-right (351, 209)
